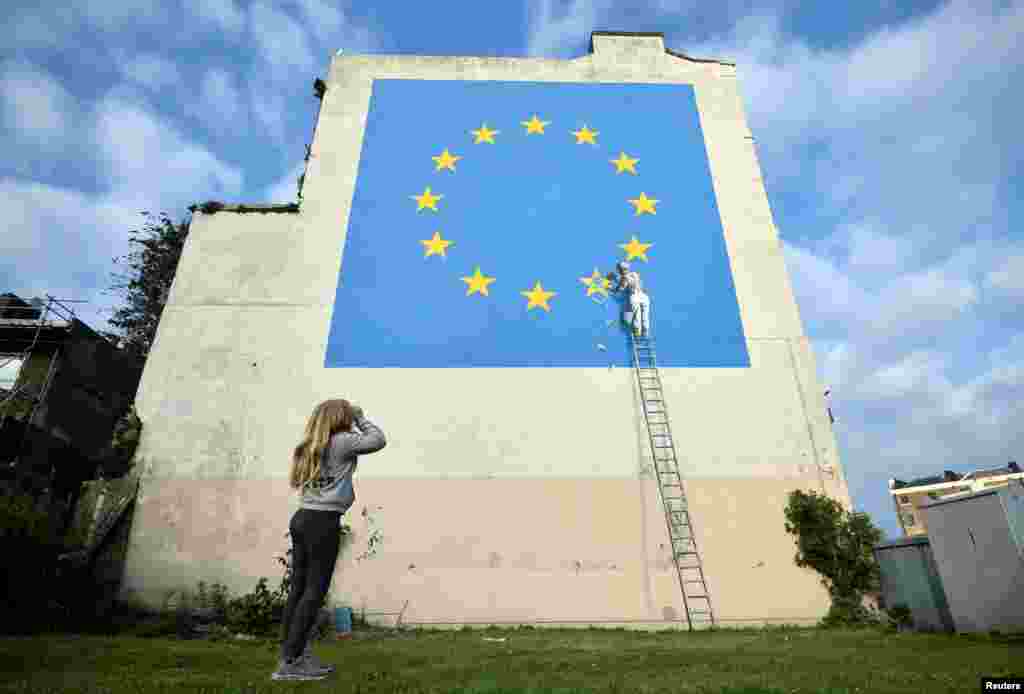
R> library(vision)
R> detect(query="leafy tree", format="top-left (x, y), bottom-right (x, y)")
top-left (103, 212), bottom-right (190, 359)
top-left (783, 488), bottom-right (885, 627)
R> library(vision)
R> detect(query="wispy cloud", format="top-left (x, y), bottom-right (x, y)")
top-left (183, 0), bottom-right (245, 35)
top-left (525, 0), bottom-right (602, 57)
top-left (120, 54), bottom-right (182, 92)
top-left (249, 3), bottom-right (317, 79)
top-left (0, 62), bottom-right (74, 143)
top-left (193, 68), bottom-right (245, 135)
top-left (93, 96), bottom-right (244, 204)
top-left (263, 160), bottom-right (306, 203)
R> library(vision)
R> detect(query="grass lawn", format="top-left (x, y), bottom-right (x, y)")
top-left (0, 625), bottom-right (1019, 694)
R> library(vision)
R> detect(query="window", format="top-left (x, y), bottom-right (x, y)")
top-left (0, 355), bottom-right (23, 390)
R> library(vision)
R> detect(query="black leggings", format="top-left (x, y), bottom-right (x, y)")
top-left (280, 508), bottom-right (342, 660)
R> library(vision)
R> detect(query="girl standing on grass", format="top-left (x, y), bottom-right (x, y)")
top-left (272, 399), bottom-right (386, 682)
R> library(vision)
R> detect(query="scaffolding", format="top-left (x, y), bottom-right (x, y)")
top-left (1, 295), bottom-right (79, 418)
top-left (0, 295), bottom-right (83, 488)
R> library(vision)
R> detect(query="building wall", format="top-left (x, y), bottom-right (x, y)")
top-left (892, 475), bottom-right (1024, 538)
top-left (922, 489), bottom-right (1024, 632)
top-left (120, 34), bottom-right (850, 627)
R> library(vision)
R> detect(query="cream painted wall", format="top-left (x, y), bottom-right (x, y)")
top-left (121, 34), bottom-right (849, 627)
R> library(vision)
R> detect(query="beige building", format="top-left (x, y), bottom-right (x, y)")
top-left (119, 32), bottom-right (850, 629)
top-left (889, 463), bottom-right (1023, 537)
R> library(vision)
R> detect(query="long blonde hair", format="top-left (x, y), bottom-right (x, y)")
top-left (290, 399), bottom-right (356, 490)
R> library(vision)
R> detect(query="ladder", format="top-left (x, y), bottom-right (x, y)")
top-left (632, 334), bottom-right (715, 630)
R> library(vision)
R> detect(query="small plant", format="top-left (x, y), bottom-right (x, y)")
top-left (886, 604), bottom-right (913, 631)
top-left (224, 577), bottom-right (279, 637)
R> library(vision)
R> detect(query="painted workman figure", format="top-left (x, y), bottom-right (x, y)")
top-left (609, 261), bottom-right (651, 338)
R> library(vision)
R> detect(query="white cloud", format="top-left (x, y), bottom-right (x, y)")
top-left (121, 55), bottom-right (182, 91)
top-left (525, 0), bottom-right (601, 57)
top-left (183, 0), bottom-right (245, 34)
top-left (263, 161), bottom-right (305, 203)
top-left (0, 63), bottom-right (73, 143)
top-left (292, 0), bottom-right (343, 46)
top-left (781, 241), bottom-right (870, 326)
top-left (93, 97), bottom-right (243, 205)
top-left (249, 3), bottom-right (316, 78)
top-left (986, 253), bottom-right (1024, 296)
top-left (249, 89), bottom-right (287, 144)
top-left (860, 351), bottom-right (951, 400)
top-left (873, 267), bottom-right (979, 330)
top-left (77, 0), bottom-right (169, 31)
top-left (0, 177), bottom-right (137, 284)
top-left (195, 68), bottom-right (244, 134)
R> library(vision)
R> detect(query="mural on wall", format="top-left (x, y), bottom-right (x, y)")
top-left (326, 79), bottom-right (750, 368)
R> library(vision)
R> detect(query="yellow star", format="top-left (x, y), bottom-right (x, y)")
top-left (461, 266), bottom-right (496, 296)
top-left (471, 123), bottom-right (500, 144)
top-left (579, 268), bottom-right (611, 297)
top-left (619, 236), bottom-right (654, 262)
top-left (420, 231), bottom-right (454, 258)
top-left (521, 115), bottom-right (550, 134)
top-left (571, 125), bottom-right (599, 145)
top-left (411, 187), bottom-right (443, 212)
top-left (521, 281), bottom-right (557, 311)
top-left (628, 192), bottom-right (658, 215)
top-left (432, 148), bottom-right (461, 172)
top-left (610, 152), bottom-right (639, 175)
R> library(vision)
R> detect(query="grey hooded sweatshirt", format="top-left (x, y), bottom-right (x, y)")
top-left (299, 415), bottom-right (386, 514)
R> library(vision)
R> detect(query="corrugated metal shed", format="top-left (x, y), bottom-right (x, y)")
top-left (921, 483), bottom-right (1024, 632)
top-left (873, 535), bottom-right (954, 632)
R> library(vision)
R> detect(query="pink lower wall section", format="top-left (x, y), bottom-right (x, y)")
top-left (121, 476), bottom-right (847, 628)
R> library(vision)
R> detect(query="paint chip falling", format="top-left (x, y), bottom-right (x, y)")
top-left (597, 343), bottom-right (607, 351)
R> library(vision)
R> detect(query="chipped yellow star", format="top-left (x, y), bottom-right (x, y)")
top-left (610, 152), bottom-right (639, 175)
top-left (521, 115), bottom-right (550, 134)
top-left (628, 192), bottom-right (658, 215)
top-left (619, 236), bottom-right (654, 262)
top-left (471, 124), bottom-right (500, 144)
top-left (420, 231), bottom-right (454, 258)
top-left (571, 125), bottom-right (599, 145)
top-left (521, 281), bottom-right (557, 311)
top-left (432, 148), bottom-right (461, 172)
top-left (411, 187), bottom-right (443, 212)
top-left (461, 266), bottom-right (496, 296)
top-left (579, 268), bottom-right (611, 297)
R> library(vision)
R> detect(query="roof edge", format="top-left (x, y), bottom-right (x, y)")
top-left (188, 201), bottom-right (300, 215)
top-left (589, 31), bottom-right (735, 67)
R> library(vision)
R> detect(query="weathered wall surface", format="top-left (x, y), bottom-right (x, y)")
top-left (121, 34), bottom-right (850, 627)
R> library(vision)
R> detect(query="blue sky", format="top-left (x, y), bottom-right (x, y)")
top-left (2, 0), bottom-right (1021, 540)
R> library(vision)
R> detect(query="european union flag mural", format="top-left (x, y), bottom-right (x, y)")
top-left (325, 79), bottom-right (750, 368)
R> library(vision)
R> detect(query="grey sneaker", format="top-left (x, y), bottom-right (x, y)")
top-left (301, 647), bottom-right (335, 675)
top-left (271, 656), bottom-right (328, 681)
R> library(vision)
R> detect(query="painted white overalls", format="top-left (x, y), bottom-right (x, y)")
top-left (618, 270), bottom-right (651, 337)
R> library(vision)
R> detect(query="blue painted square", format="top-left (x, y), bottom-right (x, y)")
top-left (325, 79), bottom-right (750, 368)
